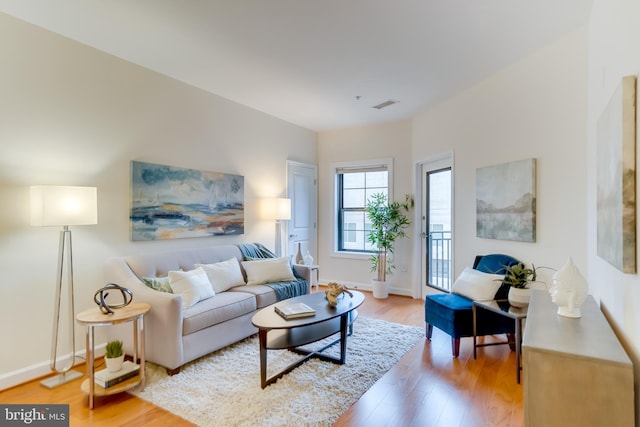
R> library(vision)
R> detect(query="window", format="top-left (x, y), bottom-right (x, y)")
top-left (335, 160), bottom-right (392, 253)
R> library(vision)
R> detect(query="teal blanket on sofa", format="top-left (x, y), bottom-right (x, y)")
top-left (237, 243), bottom-right (308, 300)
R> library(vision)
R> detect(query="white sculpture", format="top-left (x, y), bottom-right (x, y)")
top-left (550, 257), bottom-right (588, 318)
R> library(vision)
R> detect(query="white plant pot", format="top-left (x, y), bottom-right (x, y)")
top-left (105, 354), bottom-right (125, 372)
top-left (372, 279), bottom-right (389, 299)
top-left (508, 287), bottom-right (532, 308)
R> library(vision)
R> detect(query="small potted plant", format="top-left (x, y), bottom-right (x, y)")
top-left (503, 263), bottom-right (540, 307)
top-left (365, 193), bottom-right (413, 298)
top-left (105, 339), bottom-right (124, 372)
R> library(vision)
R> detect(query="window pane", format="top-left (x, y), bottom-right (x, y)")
top-left (342, 211), bottom-right (366, 250)
top-left (343, 188), bottom-right (365, 208)
top-left (366, 171), bottom-right (388, 188)
top-left (343, 173), bottom-right (365, 189)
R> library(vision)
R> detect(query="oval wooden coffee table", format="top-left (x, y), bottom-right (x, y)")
top-left (251, 290), bottom-right (364, 388)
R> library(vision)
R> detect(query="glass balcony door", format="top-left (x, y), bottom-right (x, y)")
top-left (421, 157), bottom-right (453, 296)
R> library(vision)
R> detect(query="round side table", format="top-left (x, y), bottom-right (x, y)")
top-left (76, 302), bottom-right (150, 409)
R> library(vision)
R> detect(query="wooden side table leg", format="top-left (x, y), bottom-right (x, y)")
top-left (259, 329), bottom-right (267, 389)
top-left (87, 325), bottom-right (95, 409)
top-left (516, 317), bottom-right (522, 384)
top-left (139, 315), bottom-right (146, 390)
top-left (132, 317), bottom-right (139, 363)
top-left (339, 314), bottom-right (348, 364)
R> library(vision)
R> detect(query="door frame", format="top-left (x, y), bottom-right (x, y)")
top-left (414, 151), bottom-right (454, 299)
top-left (286, 160), bottom-right (318, 260)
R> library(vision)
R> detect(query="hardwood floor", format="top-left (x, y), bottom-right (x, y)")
top-left (0, 289), bottom-right (523, 426)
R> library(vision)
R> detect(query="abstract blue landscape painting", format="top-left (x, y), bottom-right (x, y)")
top-left (130, 161), bottom-right (244, 241)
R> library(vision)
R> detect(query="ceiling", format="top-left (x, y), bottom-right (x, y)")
top-left (0, 1), bottom-right (593, 131)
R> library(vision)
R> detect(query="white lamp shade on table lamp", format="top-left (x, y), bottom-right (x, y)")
top-left (31, 185), bottom-right (98, 226)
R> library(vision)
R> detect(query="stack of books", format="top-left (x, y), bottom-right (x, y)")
top-left (94, 361), bottom-right (140, 388)
top-left (274, 302), bottom-right (316, 320)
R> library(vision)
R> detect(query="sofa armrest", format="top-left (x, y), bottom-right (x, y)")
top-left (103, 257), bottom-right (185, 369)
top-left (292, 264), bottom-right (313, 293)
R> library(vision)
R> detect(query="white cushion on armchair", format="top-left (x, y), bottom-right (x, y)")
top-left (451, 267), bottom-right (503, 301)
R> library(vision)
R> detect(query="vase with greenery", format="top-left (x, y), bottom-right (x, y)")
top-left (365, 193), bottom-right (413, 297)
top-left (105, 339), bottom-right (124, 372)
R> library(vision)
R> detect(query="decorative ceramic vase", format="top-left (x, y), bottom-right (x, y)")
top-left (105, 354), bottom-right (125, 372)
top-left (303, 250), bottom-right (313, 266)
top-left (295, 243), bottom-right (303, 264)
top-left (551, 257), bottom-right (588, 318)
top-left (508, 287), bottom-right (531, 308)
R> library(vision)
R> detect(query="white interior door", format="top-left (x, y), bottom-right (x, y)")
top-left (287, 161), bottom-right (317, 262)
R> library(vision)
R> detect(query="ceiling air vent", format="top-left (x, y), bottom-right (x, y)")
top-left (372, 100), bottom-right (398, 110)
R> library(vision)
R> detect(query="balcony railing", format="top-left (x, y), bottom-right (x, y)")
top-left (428, 230), bottom-right (452, 291)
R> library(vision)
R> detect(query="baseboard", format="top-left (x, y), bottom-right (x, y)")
top-left (0, 344), bottom-right (106, 391)
top-left (318, 278), bottom-right (414, 297)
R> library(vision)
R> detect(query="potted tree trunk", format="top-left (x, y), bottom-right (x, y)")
top-left (365, 193), bottom-right (412, 298)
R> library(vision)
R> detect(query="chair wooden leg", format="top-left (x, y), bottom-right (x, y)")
top-left (452, 338), bottom-right (460, 357)
top-left (507, 333), bottom-right (516, 351)
top-left (426, 324), bottom-right (433, 340)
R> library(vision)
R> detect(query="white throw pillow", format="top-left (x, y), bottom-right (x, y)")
top-left (168, 267), bottom-right (215, 309)
top-left (196, 257), bottom-right (246, 293)
top-left (451, 267), bottom-right (504, 301)
top-left (241, 257), bottom-right (296, 286)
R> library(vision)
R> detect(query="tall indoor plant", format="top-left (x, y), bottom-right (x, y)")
top-left (365, 193), bottom-right (413, 298)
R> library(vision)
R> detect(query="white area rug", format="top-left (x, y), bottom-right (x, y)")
top-left (130, 316), bottom-right (424, 426)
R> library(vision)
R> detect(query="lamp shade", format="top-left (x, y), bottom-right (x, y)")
top-left (31, 185), bottom-right (98, 226)
top-left (261, 197), bottom-right (291, 220)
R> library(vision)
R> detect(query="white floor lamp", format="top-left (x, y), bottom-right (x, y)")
top-left (31, 185), bottom-right (98, 388)
top-left (261, 197), bottom-right (291, 257)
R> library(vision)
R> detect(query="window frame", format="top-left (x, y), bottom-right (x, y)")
top-left (331, 158), bottom-right (394, 258)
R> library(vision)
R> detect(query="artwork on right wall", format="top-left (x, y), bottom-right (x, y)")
top-left (597, 75), bottom-right (636, 274)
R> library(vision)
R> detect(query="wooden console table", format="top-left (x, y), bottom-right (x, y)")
top-left (522, 290), bottom-right (633, 426)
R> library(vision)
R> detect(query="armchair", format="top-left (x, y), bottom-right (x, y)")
top-left (424, 254), bottom-right (520, 357)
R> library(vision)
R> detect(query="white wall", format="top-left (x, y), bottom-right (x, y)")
top-left (317, 120), bottom-right (414, 295)
top-left (317, 29), bottom-right (589, 301)
top-left (412, 28), bottom-right (588, 285)
top-left (0, 13), bottom-right (316, 388)
top-left (588, 0), bottom-right (640, 413)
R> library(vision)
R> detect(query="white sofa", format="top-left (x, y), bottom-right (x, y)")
top-left (103, 244), bottom-right (311, 374)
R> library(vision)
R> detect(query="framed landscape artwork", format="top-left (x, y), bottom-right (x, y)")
top-left (597, 75), bottom-right (636, 273)
top-left (476, 158), bottom-right (536, 242)
top-left (130, 161), bottom-right (244, 241)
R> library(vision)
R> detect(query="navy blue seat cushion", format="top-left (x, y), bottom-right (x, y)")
top-left (424, 293), bottom-right (515, 338)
